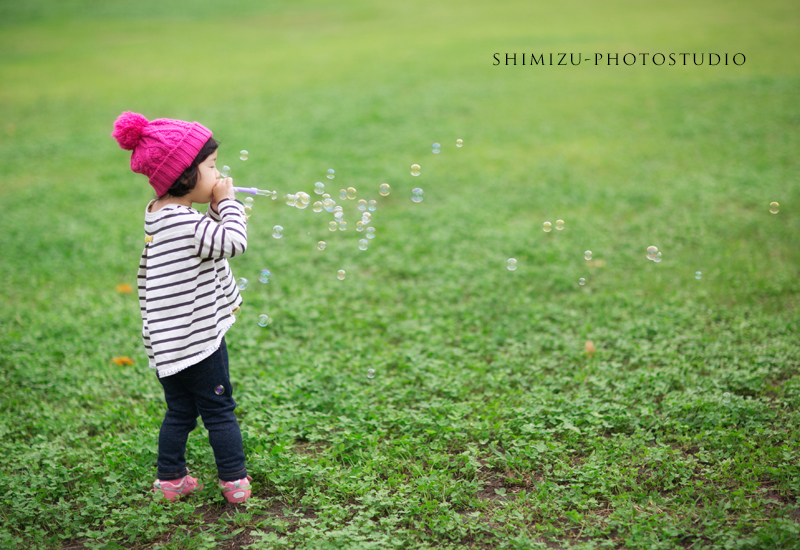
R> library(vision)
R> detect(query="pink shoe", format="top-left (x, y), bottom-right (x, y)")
top-left (219, 475), bottom-right (252, 503)
top-left (153, 473), bottom-right (203, 501)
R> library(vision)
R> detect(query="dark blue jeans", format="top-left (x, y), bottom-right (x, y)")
top-left (156, 338), bottom-right (248, 482)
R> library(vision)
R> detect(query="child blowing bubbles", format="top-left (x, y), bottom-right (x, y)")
top-left (112, 111), bottom-right (252, 503)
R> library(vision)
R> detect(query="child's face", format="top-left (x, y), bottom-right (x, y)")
top-left (187, 151), bottom-right (219, 204)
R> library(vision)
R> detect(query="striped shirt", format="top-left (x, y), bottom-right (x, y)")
top-left (137, 198), bottom-right (247, 377)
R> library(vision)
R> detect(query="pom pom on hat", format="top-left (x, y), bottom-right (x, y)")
top-left (111, 111), bottom-right (149, 150)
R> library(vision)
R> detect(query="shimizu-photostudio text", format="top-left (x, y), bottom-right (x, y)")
top-left (492, 53), bottom-right (746, 66)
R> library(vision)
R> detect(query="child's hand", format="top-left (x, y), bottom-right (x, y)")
top-left (211, 177), bottom-right (236, 212)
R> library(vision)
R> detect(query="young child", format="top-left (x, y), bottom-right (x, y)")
top-left (112, 111), bottom-right (252, 503)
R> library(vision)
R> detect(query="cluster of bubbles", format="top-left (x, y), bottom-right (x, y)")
top-left (542, 220), bottom-right (565, 232)
top-left (231, 140), bottom-right (469, 336)
top-left (285, 191), bottom-right (312, 209)
top-left (646, 246), bottom-right (662, 263)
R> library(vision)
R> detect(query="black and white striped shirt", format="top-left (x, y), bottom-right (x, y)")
top-left (137, 198), bottom-right (247, 377)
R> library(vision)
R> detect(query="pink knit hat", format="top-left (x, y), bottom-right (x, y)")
top-left (111, 111), bottom-right (213, 197)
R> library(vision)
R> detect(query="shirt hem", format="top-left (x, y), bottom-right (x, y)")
top-left (152, 316), bottom-right (236, 378)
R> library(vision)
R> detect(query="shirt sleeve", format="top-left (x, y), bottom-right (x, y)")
top-left (193, 199), bottom-right (248, 259)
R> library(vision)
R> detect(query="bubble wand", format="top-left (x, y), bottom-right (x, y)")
top-left (218, 165), bottom-right (277, 198)
top-left (233, 186), bottom-right (278, 198)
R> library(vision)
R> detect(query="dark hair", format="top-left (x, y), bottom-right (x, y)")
top-left (159, 137), bottom-right (219, 198)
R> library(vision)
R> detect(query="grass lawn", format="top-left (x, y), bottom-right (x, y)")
top-left (1, 0), bottom-right (799, 548)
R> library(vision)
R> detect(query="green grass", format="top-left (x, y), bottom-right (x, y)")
top-left (1, 0), bottom-right (800, 548)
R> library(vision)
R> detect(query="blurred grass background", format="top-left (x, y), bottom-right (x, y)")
top-left (1, 0), bottom-right (799, 548)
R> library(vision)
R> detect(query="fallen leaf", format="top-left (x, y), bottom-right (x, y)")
top-left (585, 340), bottom-right (596, 355)
top-left (116, 284), bottom-right (133, 293)
top-left (111, 356), bottom-right (134, 366)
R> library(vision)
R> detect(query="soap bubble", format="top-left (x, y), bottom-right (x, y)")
top-left (258, 314), bottom-right (270, 327)
top-left (654, 252), bottom-right (662, 263)
top-left (543, 221), bottom-right (552, 232)
top-left (239, 150), bottom-right (248, 161)
top-left (646, 246), bottom-right (658, 261)
top-left (432, 143), bottom-right (441, 154)
top-left (379, 183), bottom-right (391, 196)
top-left (236, 278), bottom-right (248, 290)
top-left (259, 269), bottom-right (271, 284)
top-left (295, 193), bottom-right (310, 209)
top-left (327, 168), bottom-right (335, 179)
top-left (322, 193), bottom-right (331, 199)
top-left (271, 191), bottom-right (278, 200)
top-left (337, 269), bottom-right (346, 280)
top-left (770, 201), bottom-right (779, 214)
top-left (346, 187), bottom-right (357, 200)
top-left (328, 221), bottom-right (337, 231)
top-left (215, 385), bottom-right (225, 395)
top-left (318, 241), bottom-right (326, 250)
top-left (243, 197), bottom-right (254, 207)
top-left (411, 188), bottom-right (424, 203)
top-left (410, 164), bottom-right (421, 176)
top-left (220, 165), bottom-right (230, 177)
top-left (555, 219), bottom-right (565, 230)
top-left (272, 225), bottom-right (284, 239)
top-left (231, 307), bottom-right (242, 317)
top-left (334, 210), bottom-right (344, 221)
top-left (366, 227), bottom-right (376, 239)
top-left (366, 368), bottom-right (375, 379)
top-left (456, 138), bottom-right (463, 147)
top-left (339, 189), bottom-right (347, 200)
top-left (313, 201), bottom-right (323, 212)
top-left (579, 278), bottom-right (586, 286)
top-left (722, 392), bottom-right (732, 404)
top-left (356, 221), bottom-right (365, 232)
top-left (334, 205), bottom-right (343, 213)
top-left (357, 199), bottom-right (367, 211)
top-left (584, 250), bottom-right (592, 260)
top-left (368, 200), bottom-right (377, 212)
top-left (339, 221), bottom-right (347, 231)
top-left (244, 206), bottom-right (252, 215)
top-left (285, 194), bottom-right (298, 207)
top-left (323, 198), bottom-right (335, 212)
top-left (314, 182), bottom-right (325, 194)
top-left (361, 212), bottom-right (371, 224)
top-left (695, 271), bottom-right (702, 280)
top-left (507, 258), bottom-right (517, 271)
top-left (358, 239), bottom-right (368, 251)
